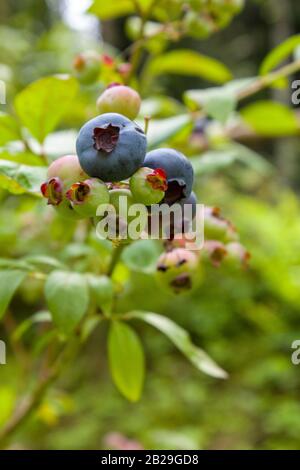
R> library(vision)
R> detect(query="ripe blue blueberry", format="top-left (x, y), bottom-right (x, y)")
top-left (178, 191), bottom-right (197, 219)
top-left (76, 113), bottom-right (147, 182)
top-left (143, 148), bottom-right (194, 204)
top-left (170, 191), bottom-right (198, 236)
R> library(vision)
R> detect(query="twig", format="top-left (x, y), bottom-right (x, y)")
top-left (237, 59), bottom-right (300, 101)
top-left (0, 334), bottom-right (80, 448)
top-left (107, 245), bottom-right (124, 277)
top-left (0, 368), bottom-right (57, 448)
top-left (128, 0), bottom-right (158, 82)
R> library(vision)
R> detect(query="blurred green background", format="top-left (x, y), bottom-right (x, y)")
top-left (1, 0), bottom-right (300, 450)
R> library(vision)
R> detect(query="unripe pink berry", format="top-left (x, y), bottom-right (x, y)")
top-left (96, 84), bottom-right (141, 120)
top-left (117, 62), bottom-right (132, 80)
top-left (47, 155), bottom-right (87, 190)
top-left (201, 240), bottom-right (227, 267)
top-left (41, 155), bottom-right (88, 219)
top-left (156, 248), bottom-right (201, 294)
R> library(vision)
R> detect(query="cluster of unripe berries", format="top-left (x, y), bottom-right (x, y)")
top-left (156, 206), bottom-right (249, 294)
top-left (41, 82), bottom-right (248, 294)
top-left (150, 0), bottom-right (244, 39)
top-left (184, 0), bottom-right (244, 38)
top-left (72, 51), bottom-right (132, 86)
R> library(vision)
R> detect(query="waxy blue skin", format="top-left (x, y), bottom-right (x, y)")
top-left (143, 148), bottom-right (194, 203)
top-left (170, 191), bottom-right (197, 235)
top-left (178, 191), bottom-right (197, 219)
top-left (76, 113), bottom-right (147, 182)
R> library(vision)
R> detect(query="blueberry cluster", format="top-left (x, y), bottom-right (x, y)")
top-left (41, 82), bottom-right (196, 229)
top-left (41, 83), bottom-right (248, 294)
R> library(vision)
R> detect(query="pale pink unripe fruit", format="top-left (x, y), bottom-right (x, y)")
top-left (41, 155), bottom-right (88, 219)
top-left (225, 242), bottom-right (250, 269)
top-left (156, 248), bottom-right (201, 294)
top-left (96, 84), bottom-right (141, 120)
top-left (47, 155), bottom-right (88, 190)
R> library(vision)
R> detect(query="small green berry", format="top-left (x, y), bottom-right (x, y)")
top-left (96, 189), bottom-right (138, 244)
top-left (130, 167), bottom-right (167, 205)
top-left (109, 188), bottom-right (135, 215)
top-left (204, 207), bottom-right (238, 243)
top-left (224, 242), bottom-right (250, 269)
top-left (66, 178), bottom-right (109, 217)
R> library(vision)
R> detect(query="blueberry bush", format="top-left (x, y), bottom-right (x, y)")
top-left (1, 0), bottom-right (300, 449)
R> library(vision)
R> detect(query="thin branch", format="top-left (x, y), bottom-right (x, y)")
top-left (0, 335), bottom-right (80, 448)
top-left (237, 59), bottom-right (300, 101)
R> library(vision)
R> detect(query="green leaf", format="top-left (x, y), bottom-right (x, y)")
top-left (129, 311), bottom-right (228, 379)
top-left (45, 271), bottom-right (89, 335)
top-left (0, 174), bottom-right (26, 194)
top-left (88, 0), bottom-right (134, 19)
top-left (80, 316), bottom-right (101, 343)
top-left (0, 270), bottom-right (26, 320)
top-left (0, 149), bottom-right (44, 166)
top-left (15, 75), bottom-right (78, 144)
top-left (232, 143), bottom-right (274, 174)
top-left (0, 112), bottom-right (21, 145)
top-left (145, 114), bottom-right (192, 149)
top-left (260, 35), bottom-right (300, 76)
top-left (192, 149), bottom-right (237, 175)
top-left (108, 321), bottom-right (145, 401)
top-left (13, 311), bottom-right (52, 342)
top-left (146, 50), bottom-right (232, 83)
top-left (241, 101), bottom-right (299, 137)
top-left (184, 78), bottom-right (256, 122)
top-left (23, 255), bottom-right (65, 270)
top-left (0, 259), bottom-right (32, 270)
top-left (44, 130), bottom-right (77, 158)
top-left (87, 274), bottom-right (114, 315)
top-left (122, 240), bottom-right (161, 273)
top-left (140, 96), bottom-right (184, 118)
top-left (186, 88), bottom-right (236, 124)
top-left (0, 159), bottom-right (47, 194)
top-left (192, 143), bottom-right (272, 176)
